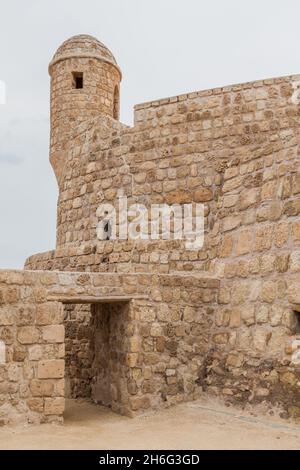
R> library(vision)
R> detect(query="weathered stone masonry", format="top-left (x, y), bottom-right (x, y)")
top-left (1, 34), bottom-right (300, 424)
top-left (0, 270), bottom-right (65, 425)
top-left (0, 270), bottom-right (219, 424)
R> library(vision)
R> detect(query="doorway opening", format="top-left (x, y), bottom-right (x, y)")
top-left (63, 300), bottom-right (130, 419)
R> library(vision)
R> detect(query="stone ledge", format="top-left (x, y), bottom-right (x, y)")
top-left (134, 72), bottom-right (300, 111)
top-left (47, 294), bottom-right (148, 303)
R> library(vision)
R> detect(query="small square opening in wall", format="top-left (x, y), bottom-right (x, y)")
top-left (72, 72), bottom-right (83, 89)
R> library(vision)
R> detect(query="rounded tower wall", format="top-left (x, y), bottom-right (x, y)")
top-left (49, 35), bottom-right (121, 185)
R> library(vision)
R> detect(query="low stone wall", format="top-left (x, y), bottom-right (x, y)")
top-left (1, 268), bottom-right (299, 423)
top-left (24, 239), bottom-right (211, 274)
top-left (0, 270), bottom-right (65, 425)
top-left (0, 269), bottom-right (220, 422)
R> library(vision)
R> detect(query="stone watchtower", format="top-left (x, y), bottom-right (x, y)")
top-left (48, 34), bottom-right (122, 184)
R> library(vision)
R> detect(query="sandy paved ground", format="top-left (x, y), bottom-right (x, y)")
top-left (0, 398), bottom-right (299, 450)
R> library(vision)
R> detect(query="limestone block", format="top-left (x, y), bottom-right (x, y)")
top-left (252, 328), bottom-right (271, 352)
top-left (292, 174), bottom-right (300, 195)
top-left (261, 181), bottom-right (277, 201)
top-left (257, 202), bottom-right (282, 222)
top-left (282, 311), bottom-right (298, 330)
top-left (13, 346), bottom-right (26, 362)
top-left (156, 304), bottom-right (169, 321)
top-left (150, 323), bottom-right (162, 337)
top-left (248, 280), bottom-right (261, 302)
top-left (18, 327), bottom-right (40, 345)
top-left (7, 364), bottom-right (21, 382)
top-left (183, 306), bottom-right (196, 322)
top-left (218, 288), bottom-right (230, 304)
top-left (223, 194), bottom-right (239, 208)
top-left (255, 388), bottom-right (270, 397)
top-left (37, 360), bottom-right (65, 379)
top-left (0, 309), bottom-right (15, 326)
top-left (193, 188), bottom-right (213, 202)
top-left (291, 343), bottom-right (300, 365)
top-left (36, 303), bottom-right (64, 326)
top-left (42, 325), bottom-right (65, 344)
top-left (129, 336), bottom-right (140, 353)
top-left (284, 199), bottom-right (300, 217)
top-left (226, 353), bottom-right (244, 368)
top-left (267, 328), bottom-right (287, 354)
top-left (28, 345), bottom-right (43, 361)
top-left (255, 226), bottom-right (273, 251)
top-left (219, 234), bottom-right (233, 258)
top-left (126, 353), bottom-right (138, 368)
top-left (30, 379), bottom-right (54, 397)
top-left (255, 305), bottom-right (269, 324)
top-left (229, 308), bottom-right (241, 328)
top-left (27, 398), bottom-right (44, 413)
top-left (213, 333), bottom-right (229, 345)
top-left (241, 304), bottom-right (255, 326)
top-left (3, 287), bottom-right (20, 304)
top-left (16, 306), bottom-right (36, 326)
top-left (222, 176), bottom-right (242, 193)
top-left (224, 167), bottom-right (239, 180)
top-left (261, 281), bottom-right (276, 304)
top-left (44, 397), bottom-right (65, 415)
top-left (280, 371), bottom-right (297, 386)
top-left (224, 216), bottom-right (243, 235)
top-left (287, 280), bottom-right (300, 304)
top-left (292, 220), bottom-right (300, 240)
top-left (165, 190), bottom-right (191, 205)
top-left (240, 188), bottom-right (259, 209)
top-left (129, 396), bottom-right (150, 411)
top-left (274, 253), bottom-right (289, 273)
top-left (274, 223), bottom-right (289, 248)
top-left (290, 251), bottom-right (300, 272)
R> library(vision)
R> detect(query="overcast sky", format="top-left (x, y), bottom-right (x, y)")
top-left (1, 0), bottom-right (300, 268)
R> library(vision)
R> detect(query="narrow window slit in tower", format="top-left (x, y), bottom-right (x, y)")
top-left (72, 72), bottom-right (83, 89)
top-left (113, 85), bottom-right (120, 120)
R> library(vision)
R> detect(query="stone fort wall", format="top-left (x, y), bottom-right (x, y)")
top-left (25, 74), bottom-right (300, 417)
